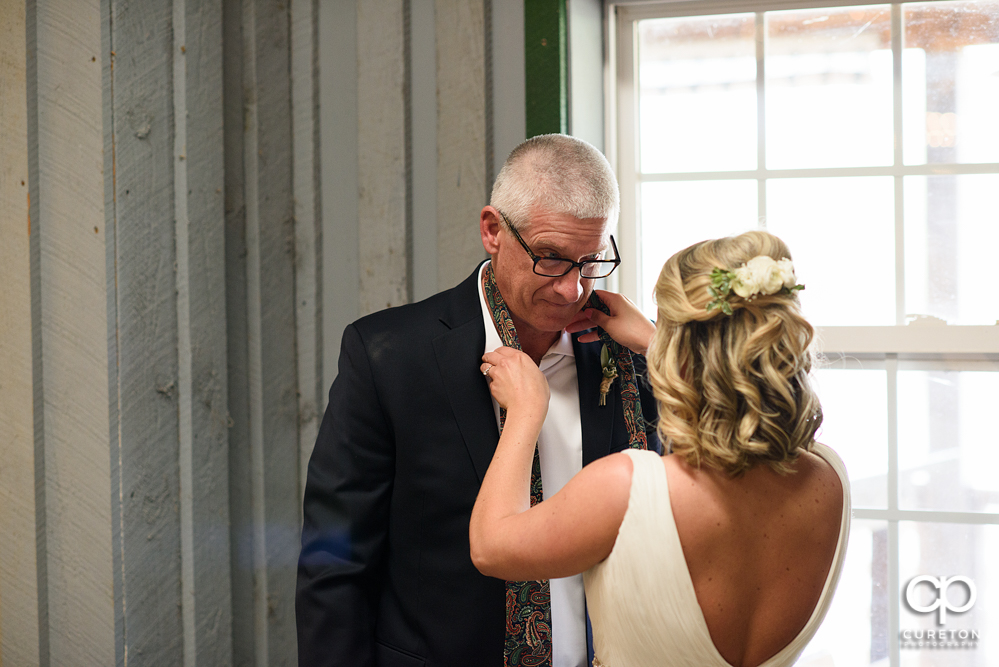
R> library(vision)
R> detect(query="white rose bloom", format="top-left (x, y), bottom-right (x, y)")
top-left (732, 264), bottom-right (761, 298)
top-left (777, 258), bottom-right (796, 289)
top-left (746, 256), bottom-right (783, 295)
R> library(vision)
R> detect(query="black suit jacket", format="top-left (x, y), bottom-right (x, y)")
top-left (297, 266), bottom-right (660, 667)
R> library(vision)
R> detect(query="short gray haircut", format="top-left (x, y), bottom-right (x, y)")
top-left (489, 134), bottom-right (620, 230)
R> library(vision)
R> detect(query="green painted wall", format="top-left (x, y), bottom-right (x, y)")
top-left (524, 0), bottom-right (568, 137)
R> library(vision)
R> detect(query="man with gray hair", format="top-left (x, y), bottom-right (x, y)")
top-left (297, 134), bottom-right (659, 667)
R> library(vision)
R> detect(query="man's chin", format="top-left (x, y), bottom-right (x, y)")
top-left (537, 310), bottom-right (585, 334)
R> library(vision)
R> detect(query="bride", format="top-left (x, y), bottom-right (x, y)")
top-left (469, 231), bottom-right (850, 667)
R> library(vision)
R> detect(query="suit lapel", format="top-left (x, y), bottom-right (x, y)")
top-left (574, 337), bottom-right (615, 466)
top-left (433, 266), bottom-right (499, 482)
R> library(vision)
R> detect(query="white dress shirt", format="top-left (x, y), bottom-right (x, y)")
top-left (477, 262), bottom-right (587, 667)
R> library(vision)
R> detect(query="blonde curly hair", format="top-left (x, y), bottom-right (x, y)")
top-left (646, 231), bottom-right (822, 476)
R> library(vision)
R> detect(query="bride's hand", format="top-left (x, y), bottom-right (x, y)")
top-left (565, 290), bottom-right (656, 355)
top-left (481, 347), bottom-right (550, 423)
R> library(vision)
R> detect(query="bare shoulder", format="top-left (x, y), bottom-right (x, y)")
top-left (527, 450), bottom-right (638, 573)
top-left (572, 450), bottom-right (636, 512)
top-left (799, 445), bottom-right (846, 502)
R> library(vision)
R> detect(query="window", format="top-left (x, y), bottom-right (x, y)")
top-left (608, 0), bottom-right (999, 663)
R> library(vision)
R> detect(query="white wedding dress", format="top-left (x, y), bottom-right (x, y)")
top-left (583, 445), bottom-right (851, 667)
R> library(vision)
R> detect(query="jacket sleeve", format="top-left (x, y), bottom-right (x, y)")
top-left (296, 323), bottom-right (394, 667)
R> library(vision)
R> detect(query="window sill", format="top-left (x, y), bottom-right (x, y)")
top-left (817, 325), bottom-right (999, 355)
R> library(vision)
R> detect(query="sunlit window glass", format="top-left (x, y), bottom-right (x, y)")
top-left (639, 14), bottom-right (758, 173)
top-left (766, 6), bottom-right (894, 169)
top-left (626, 1), bottom-right (999, 661)
top-left (904, 174), bottom-right (999, 325)
top-left (903, 1), bottom-right (999, 165)
top-left (814, 368), bottom-right (889, 509)
top-left (639, 180), bottom-right (757, 316)
top-left (898, 370), bottom-right (999, 514)
top-left (766, 176), bottom-right (895, 326)
top-left (899, 522), bottom-right (999, 664)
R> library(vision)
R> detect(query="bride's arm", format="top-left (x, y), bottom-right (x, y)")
top-left (469, 347), bottom-right (633, 581)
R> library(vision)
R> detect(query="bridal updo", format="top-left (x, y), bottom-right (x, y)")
top-left (645, 231), bottom-right (822, 476)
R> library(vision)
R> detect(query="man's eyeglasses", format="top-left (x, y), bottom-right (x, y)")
top-left (497, 210), bottom-right (621, 279)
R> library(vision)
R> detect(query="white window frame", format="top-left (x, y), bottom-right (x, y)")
top-left (606, 1), bottom-right (999, 664)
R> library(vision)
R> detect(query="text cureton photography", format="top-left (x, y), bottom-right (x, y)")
top-left (900, 575), bottom-right (981, 650)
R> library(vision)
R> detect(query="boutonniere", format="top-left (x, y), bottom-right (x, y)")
top-left (599, 344), bottom-right (618, 407)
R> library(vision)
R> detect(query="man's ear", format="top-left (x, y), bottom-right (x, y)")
top-left (480, 206), bottom-right (502, 255)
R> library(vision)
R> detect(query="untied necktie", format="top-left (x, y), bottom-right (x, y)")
top-left (482, 263), bottom-right (648, 667)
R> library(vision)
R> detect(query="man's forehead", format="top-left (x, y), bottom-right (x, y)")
top-left (523, 223), bottom-right (611, 253)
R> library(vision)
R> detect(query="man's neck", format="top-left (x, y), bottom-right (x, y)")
top-left (511, 317), bottom-right (560, 366)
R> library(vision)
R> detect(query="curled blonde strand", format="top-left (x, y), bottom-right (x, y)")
top-left (648, 232), bottom-right (823, 476)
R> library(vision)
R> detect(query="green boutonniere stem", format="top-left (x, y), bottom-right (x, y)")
top-left (599, 343), bottom-right (618, 407)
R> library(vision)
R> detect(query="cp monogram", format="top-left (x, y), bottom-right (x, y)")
top-left (905, 575), bottom-right (977, 625)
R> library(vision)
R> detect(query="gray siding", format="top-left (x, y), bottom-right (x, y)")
top-left (0, 1), bottom-right (519, 663)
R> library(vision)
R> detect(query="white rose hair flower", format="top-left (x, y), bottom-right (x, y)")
top-left (732, 264), bottom-right (761, 298)
top-left (707, 256), bottom-right (804, 315)
top-left (745, 256), bottom-right (784, 295)
top-left (776, 257), bottom-right (796, 289)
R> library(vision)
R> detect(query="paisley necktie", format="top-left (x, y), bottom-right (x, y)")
top-left (482, 263), bottom-right (647, 667)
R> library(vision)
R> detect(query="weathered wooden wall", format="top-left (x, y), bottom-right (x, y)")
top-left (436, 0), bottom-right (490, 290)
top-left (0, 0), bottom-right (40, 664)
top-left (225, 0), bottom-right (303, 663)
top-left (291, 0), bottom-right (323, 498)
top-left (357, 0), bottom-right (410, 313)
top-left (0, 1), bottom-right (523, 664)
top-left (29, 0), bottom-right (115, 664)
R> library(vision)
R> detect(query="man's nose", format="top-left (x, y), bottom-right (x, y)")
top-left (552, 269), bottom-right (584, 302)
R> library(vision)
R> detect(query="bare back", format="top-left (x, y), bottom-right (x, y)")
top-left (664, 449), bottom-right (844, 667)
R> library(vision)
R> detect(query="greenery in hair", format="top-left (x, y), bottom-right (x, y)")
top-left (706, 267), bottom-right (735, 316)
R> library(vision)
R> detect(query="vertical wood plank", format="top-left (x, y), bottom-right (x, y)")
top-left (108, 0), bottom-right (185, 661)
top-left (318, 0), bottom-right (359, 398)
top-left (221, 3), bottom-right (257, 665)
top-left (291, 0), bottom-right (323, 498)
top-left (174, 0), bottom-right (233, 664)
top-left (239, 1), bottom-right (301, 664)
top-left (491, 0), bottom-right (525, 182)
top-left (357, 0), bottom-right (409, 315)
top-left (436, 0), bottom-right (488, 290)
top-left (0, 0), bottom-right (41, 663)
top-left (30, 0), bottom-right (115, 664)
top-left (410, 0), bottom-right (440, 303)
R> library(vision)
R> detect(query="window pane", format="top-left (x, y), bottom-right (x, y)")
top-left (898, 370), bottom-right (999, 513)
top-left (903, 1), bottom-right (999, 165)
top-left (767, 177), bottom-right (895, 325)
top-left (899, 522), bottom-right (997, 663)
top-left (904, 174), bottom-right (999, 325)
top-left (814, 369), bottom-right (889, 509)
top-left (639, 180), bottom-right (758, 316)
top-left (639, 14), bottom-right (757, 173)
top-left (766, 6), bottom-right (894, 169)
top-left (796, 520), bottom-right (889, 666)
